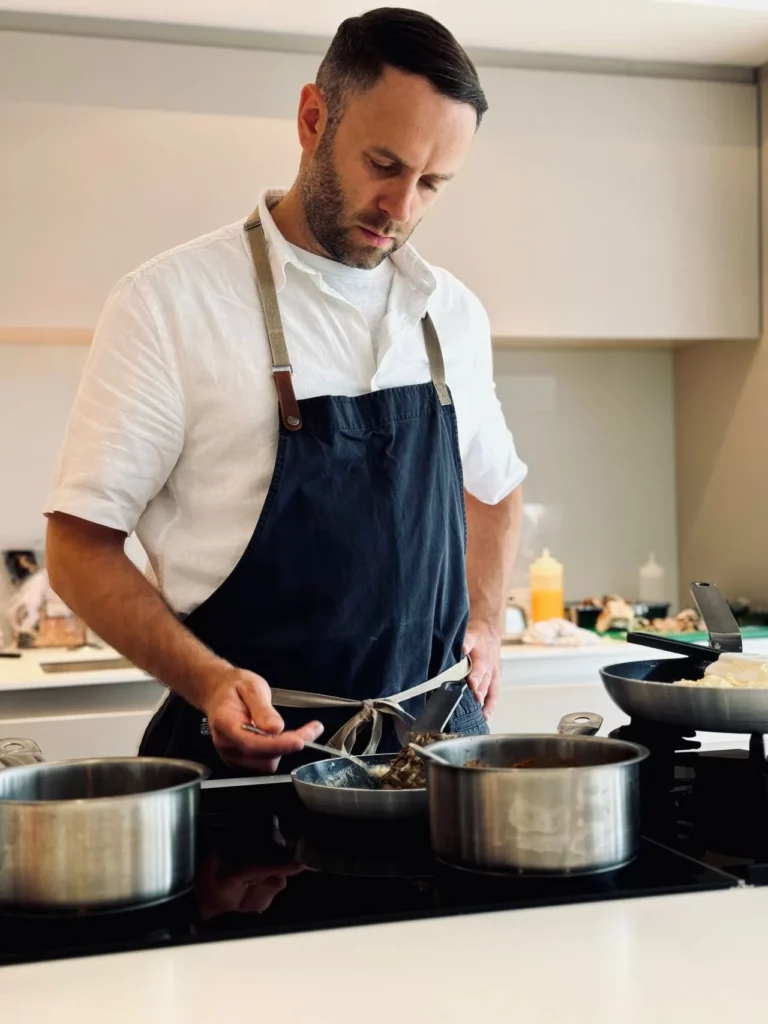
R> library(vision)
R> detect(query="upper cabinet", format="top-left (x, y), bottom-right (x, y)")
top-left (415, 69), bottom-right (760, 341)
top-left (0, 32), bottom-right (760, 342)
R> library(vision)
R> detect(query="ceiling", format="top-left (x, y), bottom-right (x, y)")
top-left (2, 0), bottom-right (768, 66)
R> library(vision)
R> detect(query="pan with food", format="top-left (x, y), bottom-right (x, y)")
top-left (601, 581), bottom-right (768, 734)
top-left (289, 679), bottom-right (468, 820)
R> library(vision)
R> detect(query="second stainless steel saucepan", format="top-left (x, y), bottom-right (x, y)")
top-left (0, 738), bottom-right (208, 911)
top-left (601, 581), bottom-right (768, 734)
top-left (423, 713), bottom-right (648, 875)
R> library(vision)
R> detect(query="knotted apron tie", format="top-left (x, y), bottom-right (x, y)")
top-left (270, 656), bottom-right (471, 753)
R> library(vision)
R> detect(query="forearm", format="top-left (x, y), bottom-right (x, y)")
top-left (46, 513), bottom-right (228, 710)
top-left (464, 486), bottom-right (523, 634)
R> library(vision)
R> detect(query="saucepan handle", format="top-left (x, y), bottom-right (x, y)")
top-left (0, 737), bottom-right (45, 768)
top-left (557, 712), bottom-right (603, 737)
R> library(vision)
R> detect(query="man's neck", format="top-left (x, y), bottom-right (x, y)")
top-left (270, 188), bottom-right (332, 260)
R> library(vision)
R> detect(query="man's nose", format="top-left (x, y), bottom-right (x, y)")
top-left (378, 180), bottom-right (418, 226)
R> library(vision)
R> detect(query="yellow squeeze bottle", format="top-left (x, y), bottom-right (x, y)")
top-left (530, 548), bottom-right (564, 623)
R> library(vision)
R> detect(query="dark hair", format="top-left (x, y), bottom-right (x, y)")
top-left (316, 8), bottom-right (488, 128)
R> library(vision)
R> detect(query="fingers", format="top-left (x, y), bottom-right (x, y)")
top-left (214, 721), bottom-right (325, 773)
top-left (467, 657), bottom-right (492, 706)
top-left (483, 672), bottom-right (499, 720)
top-left (208, 669), bottom-right (325, 771)
top-left (235, 673), bottom-right (284, 734)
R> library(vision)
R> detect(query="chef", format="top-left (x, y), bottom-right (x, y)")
top-left (45, 7), bottom-right (527, 776)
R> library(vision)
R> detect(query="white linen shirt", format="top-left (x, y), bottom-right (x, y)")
top-left (47, 189), bottom-right (527, 615)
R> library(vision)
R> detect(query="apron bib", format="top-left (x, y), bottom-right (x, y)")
top-left (139, 207), bottom-right (488, 775)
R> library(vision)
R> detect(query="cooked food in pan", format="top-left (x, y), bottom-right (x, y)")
top-left (675, 652), bottom-right (768, 689)
top-left (378, 732), bottom-right (449, 789)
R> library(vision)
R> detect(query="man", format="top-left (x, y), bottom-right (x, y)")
top-left (45, 8), bottom-right (527, 776)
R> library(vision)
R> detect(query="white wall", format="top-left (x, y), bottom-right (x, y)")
top-left (0, 29), bottom-right (758, 339)
top-left (496, 348), bottom-right (678, 604)
top-left (0, 344), bottom-right (147, 641)
top-left (0, 28), bottom-right (681, 625)
top-left (0, 343), bottom-right (678, 632)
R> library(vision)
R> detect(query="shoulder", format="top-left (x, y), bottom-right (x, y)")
top-left (118, 221), bottom-right (248, 300)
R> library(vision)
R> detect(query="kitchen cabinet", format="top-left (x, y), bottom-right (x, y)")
top-left (0, 647), bottom-right (164, 759)
top-left (416, 70), bottom-right (760, 341)
top-left (0, 32), bottom-right (760, 344)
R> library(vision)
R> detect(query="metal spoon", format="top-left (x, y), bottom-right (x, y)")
top-left (241, 723), bottom-right (380, 788)
top-left (408, 742), bottom-right (452, 766)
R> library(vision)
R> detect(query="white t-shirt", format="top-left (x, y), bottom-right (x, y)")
top-left (288, 244), bottom-right (395, 359)
top-left (47, 189), bottom-right (528, 615)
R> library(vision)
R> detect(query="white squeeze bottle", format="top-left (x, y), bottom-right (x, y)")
top-left (639, 553), bottom-right (666, 604)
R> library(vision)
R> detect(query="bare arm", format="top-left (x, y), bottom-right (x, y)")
top-left (463, 486), bottom-right (523, 717)
top-left (46, 513), bottom-right (322, 770)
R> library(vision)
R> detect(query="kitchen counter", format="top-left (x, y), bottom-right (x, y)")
top-left (0, 638), bottom-right (668, 693)
top-left (4, 638), bottom-right (768, 759)
top-left (1, 885), bottom-right (764, 1021)
top-left (0, 644), bottom-right (150, 691)
top-left (0, 646), bottom-right (164, 760)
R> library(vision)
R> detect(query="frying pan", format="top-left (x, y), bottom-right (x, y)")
top-left (600, 581), bottom-right (768, 734)
top-left (290, 679), bottom-right (468, 820)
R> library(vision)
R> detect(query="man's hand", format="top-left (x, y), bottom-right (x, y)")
top-left (463, 621), bottom-right (502, 720)
top-left (204, 666), bottom-right (324, 773)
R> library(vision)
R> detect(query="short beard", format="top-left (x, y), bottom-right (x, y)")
top-left (298, 129), bottom-right (406, 269)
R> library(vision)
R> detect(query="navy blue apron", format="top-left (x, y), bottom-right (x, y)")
top-left (139, 208), bottom-right (488, 776)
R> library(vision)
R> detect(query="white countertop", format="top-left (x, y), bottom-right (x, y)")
top-left (2, 885), bottom-right (764, 1020)
top-left (0, 639), bottom-right (649, 692)
top-left (0, 645), bottom-right (151, 690)
top-left (7, 634), bottom-right (767, 690)
top-left (501, 638), bottom-right (636, 660)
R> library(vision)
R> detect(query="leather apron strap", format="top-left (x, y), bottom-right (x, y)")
top-left (270, 656), bottom-right (471, 754)
top-left (244, 205), bottom-right (452, 435)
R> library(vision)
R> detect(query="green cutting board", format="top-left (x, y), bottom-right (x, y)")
top-left (607, 625), bottom-right (768, 643)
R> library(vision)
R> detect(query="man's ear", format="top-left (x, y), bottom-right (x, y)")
top-left (297, 83), bottom-right (330, 157)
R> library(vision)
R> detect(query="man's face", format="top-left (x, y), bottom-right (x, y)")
top-left (299, 66), bottom-right (477, 268)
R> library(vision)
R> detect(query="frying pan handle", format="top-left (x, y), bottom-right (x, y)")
top-left (557, 712), bottom-right (603, 737)
top-left (0, 737), bottom-right (44, 768)
top-left (625, 630), bottom-right (720, 661)
top-left (690, 582), bottom-right (742, 653)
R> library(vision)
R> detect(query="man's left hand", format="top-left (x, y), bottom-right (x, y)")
top-left (463, 621), bottom-right (502, 719)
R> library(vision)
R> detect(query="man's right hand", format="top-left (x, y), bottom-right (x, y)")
top-left (203, 666), bottom-right (324, 773)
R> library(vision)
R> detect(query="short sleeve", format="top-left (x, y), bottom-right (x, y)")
top-left (45, 275), bottom-right (185, 534)
top-left (460, 301), bottom-right (528, 505)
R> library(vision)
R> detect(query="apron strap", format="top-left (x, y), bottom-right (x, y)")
top-left (244, 205), bottom-right (453, 421)
top-left (422, 312), bottom-right (452, 407)
top-left (245, 209), bottom-right (302, 432)
top-left (270, 656), bottom-right (471, 754)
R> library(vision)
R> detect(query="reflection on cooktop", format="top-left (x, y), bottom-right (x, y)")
top-left (0, 779), bottom-right (738, 969)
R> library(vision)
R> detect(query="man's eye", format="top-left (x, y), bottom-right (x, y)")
top-left (420, 179), bottom-right (439, 194)
top-left (369, 157), bottom-right (395, 172)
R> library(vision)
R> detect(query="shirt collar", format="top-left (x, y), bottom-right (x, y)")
top-left (251, 188), bottom-right (436, 299)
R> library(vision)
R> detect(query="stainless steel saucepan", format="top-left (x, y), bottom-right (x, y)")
top-left (421, 713), bottom-right (648, 875)
top-left (0, 738), bottom-right (208, 910)
top-left (600, 581), bottom-right (768, 734)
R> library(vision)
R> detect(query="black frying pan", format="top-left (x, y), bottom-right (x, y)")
top-left (600, 582), bottom-right (768, 734)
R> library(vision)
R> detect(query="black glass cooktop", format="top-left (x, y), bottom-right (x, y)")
top-left (0, 776), bottom-right (738, 969)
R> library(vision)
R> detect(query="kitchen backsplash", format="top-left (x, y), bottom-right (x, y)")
top-left (495, 348), bottom-right (678, 606)
top-left (0, 342), bottom-right (678, 638)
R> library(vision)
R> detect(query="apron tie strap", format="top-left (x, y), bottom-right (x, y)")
top-left (270, 656), bottom-right (470, 754)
